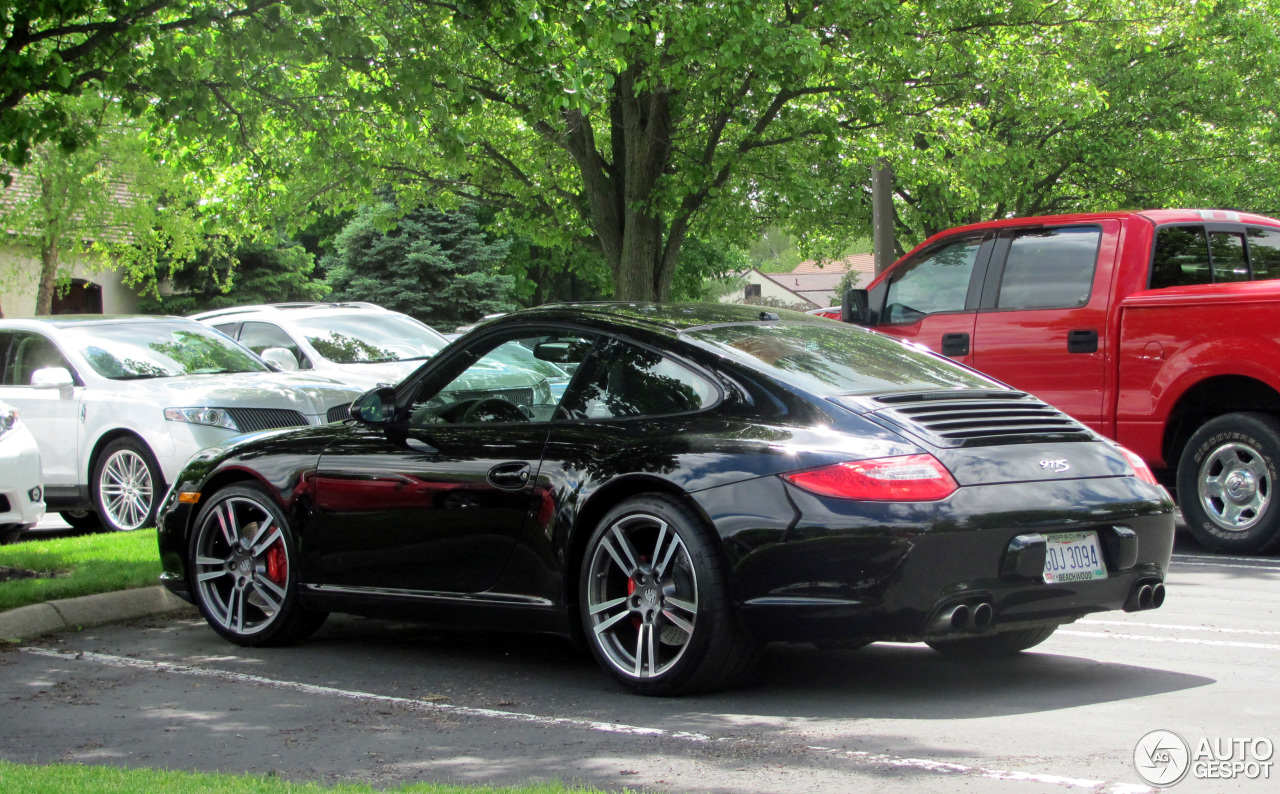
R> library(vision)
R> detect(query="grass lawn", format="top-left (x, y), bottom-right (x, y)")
top-left (0, 762), bottom-right (603, 794)
top-left (0, 529), bottom-right (162, 612)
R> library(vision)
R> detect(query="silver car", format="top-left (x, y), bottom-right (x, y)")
top-left (0, 317), bottom-right (365, 533)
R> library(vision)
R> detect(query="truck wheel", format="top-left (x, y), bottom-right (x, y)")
top-left (1177, 412), bottom-right (1280, 554)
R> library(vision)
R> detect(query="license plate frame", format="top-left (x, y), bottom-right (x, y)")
top-left (1043, 531), bottom-right (1108, 584)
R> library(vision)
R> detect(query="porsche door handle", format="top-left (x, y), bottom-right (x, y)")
top-left (487, 462), bottom-right (531, 490)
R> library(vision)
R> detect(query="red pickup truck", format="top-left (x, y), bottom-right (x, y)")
top-left (841, 209), bottom-right (1280, 554)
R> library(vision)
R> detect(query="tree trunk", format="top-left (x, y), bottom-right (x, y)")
top-left (569, 65), bottom-right (679, 302)
top-left (35, 240), bottom-right (61, 316)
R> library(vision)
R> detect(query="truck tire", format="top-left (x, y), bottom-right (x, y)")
top-left (1177, 412), bottom-right (1280, 554)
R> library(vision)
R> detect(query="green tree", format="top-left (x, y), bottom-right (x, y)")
top-left (0, 1), bottom-right (279, 170)
top-left (153, 1), bottom-right (1189, 301)
top-left (0, 95), bottom-right (204, 316)
top-left (882, 0), bottom-right (1280, 245)
top-left (324, 201), bottom-right (515, 327)
top-left (138, 238), bottom-right (328, 316)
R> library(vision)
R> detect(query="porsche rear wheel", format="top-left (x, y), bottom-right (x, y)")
top-left (580, 494), bottom-right (757, 695)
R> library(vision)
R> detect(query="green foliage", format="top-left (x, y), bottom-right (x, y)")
top-left (668, 238), bottom-right (751, 302)
top-left (0, 2), bottom-right (279, 170)
top-left (153, 1), bottom-right (1202, 301)
top-left (324, 202), bottom-right (516, 326)
top-left (501, 238), bottom-right (612, 307)
top-left (138, 239), bottom-right (328, 316)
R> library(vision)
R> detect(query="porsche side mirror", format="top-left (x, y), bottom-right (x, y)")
top-left (350, 387), bottom-right (397, 426)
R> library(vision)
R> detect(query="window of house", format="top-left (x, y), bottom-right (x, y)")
top-left (745, 284), bottom-right (762, 299)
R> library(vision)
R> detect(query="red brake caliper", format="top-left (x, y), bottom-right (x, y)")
top-left (265, 541), bottom-right (287, 586)
top-left (627, 555), bottom-right (650, 630)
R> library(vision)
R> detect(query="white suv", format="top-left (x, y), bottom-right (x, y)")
top-left (190, 303), bottom-right (452, 390)
top-left (0, 317), bottom-right (365, 533)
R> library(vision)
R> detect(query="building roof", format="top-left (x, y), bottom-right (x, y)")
top-left (790, 253), bottom-right (877, 276)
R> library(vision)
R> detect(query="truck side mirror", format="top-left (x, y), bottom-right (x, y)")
top-left (842, 289), bottom-right (871, 325)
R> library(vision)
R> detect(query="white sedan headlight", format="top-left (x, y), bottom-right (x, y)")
top-left (164, 407), bottom-right (239, 431)
top-left (0, 405), bottom-right (19, 440)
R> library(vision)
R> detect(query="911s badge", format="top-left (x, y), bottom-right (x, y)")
top-left (1040, 459), bottom-right (1071, 473)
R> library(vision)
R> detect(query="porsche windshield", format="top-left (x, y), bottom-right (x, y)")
top-left (64, 321), bottom-right (268, 380)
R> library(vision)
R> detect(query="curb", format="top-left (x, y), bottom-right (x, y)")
top-left (0, 586), bottom-right (193, 643)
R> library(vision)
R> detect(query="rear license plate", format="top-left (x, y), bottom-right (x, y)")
top-left (1043, 531), bottom-right (1108, 584)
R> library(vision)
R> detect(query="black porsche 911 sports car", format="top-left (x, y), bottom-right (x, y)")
top-left (157, 303), bottom-right (1175, 695)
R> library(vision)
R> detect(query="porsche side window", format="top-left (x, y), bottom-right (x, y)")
top-left (409, 333), bottom-right (591, 426)
top-left (565, 340), bottom-right (715, 420)
top-left (883, 235), bottom-right (984, 324)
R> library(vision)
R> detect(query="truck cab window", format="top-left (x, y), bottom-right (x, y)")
top-left (1150, 226), bottom-right (1211, 289)
top-left (1210, 232), bottom-right (1249, 283)
top-left (883, 235), bottom-right (984, 324)
top-left (997, 226), bottom-right (1101, 310)
top-left (1247, 227), bottom-right (1280, 281)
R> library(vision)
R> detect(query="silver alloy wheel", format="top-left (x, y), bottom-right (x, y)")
top-left (193, 496), bottom-right (290, 637)
top-left (98, 449), bottom-right (154, 530)
top-left (586, 513), bottom-right (699, 679)
top-left (1198, 441), bottom-right (1272, 531)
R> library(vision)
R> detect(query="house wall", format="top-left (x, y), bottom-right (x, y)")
top-left (0, 244), bottom-right (140, 318)
top-left (718, 269), bottom-right (818, 309)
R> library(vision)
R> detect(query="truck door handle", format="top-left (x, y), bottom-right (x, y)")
top-left (941, 333), bottom-right (970, 357)
top-left (1067, 329), bottom-right (1099, 354)
top-left (487, 462), bottom-right (531, 490)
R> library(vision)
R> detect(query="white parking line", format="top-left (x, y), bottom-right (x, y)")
top-left (22, 646), bottom-right (1151, 793)
top-left (1078, 619), bottom-right (1280, 637)
top-left (1169, 559), bottom-right (1280, 571)
top-left (1058, 630), bottom-right (1280, 651)
top-left (1172, 553), bottom-right (1280, 564)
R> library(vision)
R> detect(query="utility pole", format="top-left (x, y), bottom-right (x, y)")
top-left (872, 158), bottom-right (895, 276)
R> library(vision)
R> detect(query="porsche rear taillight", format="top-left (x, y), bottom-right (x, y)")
top-left (783, 454), bottom-right (958, 501)
top-left (1117, 445), bottom-right (1160, 486)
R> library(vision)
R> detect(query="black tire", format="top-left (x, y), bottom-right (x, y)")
top-left (926, 626), bottom-right (1057, 658)
top-left (59, 510), bottom-right (103, 531)
top-left (91, 437), bottom-right (164, 532)
top-left (1176, 412), bottom-right (1280, 554)
top-left (578, 493), bottom-right (758, 696)
top-left (189, 483), bottom-right (328, 647)
top-left (1, 529), bottom-right (22, 545)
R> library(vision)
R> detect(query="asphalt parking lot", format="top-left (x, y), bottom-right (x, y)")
top-left (2, 526), bottom-right (1277, 794)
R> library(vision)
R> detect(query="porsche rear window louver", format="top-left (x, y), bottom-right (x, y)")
top-left (224, 407), bottom-right (310, 433)
top-left (872, 391), bottom-right (1092, 448)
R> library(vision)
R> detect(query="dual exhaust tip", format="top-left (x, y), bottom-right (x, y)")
top-left (933, 601), bottom-right (994, 635)
top-left (1125, 580), bottom-right (1166, 612)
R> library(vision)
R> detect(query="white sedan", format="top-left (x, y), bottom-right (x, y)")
top-left (0, 317), bottom-right (365, 533)
top-left (0, 398), bottom-right (45, 544)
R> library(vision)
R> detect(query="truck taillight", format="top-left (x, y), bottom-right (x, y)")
top-left (1118, 445), bottom-right (1160, 486)
top-left (783, 454), bottom-right (958, 501)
